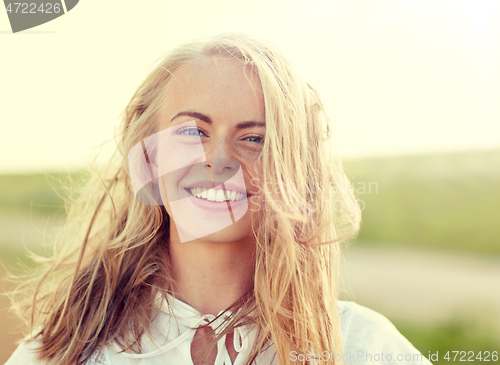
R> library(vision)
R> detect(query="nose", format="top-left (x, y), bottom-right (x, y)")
top-left (204, 138), bottom-right (239, 175)
top-left (207, 157), bottom-right (240, 175)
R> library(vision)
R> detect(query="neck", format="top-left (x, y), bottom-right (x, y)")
top-left (168, 223), bottom-right (255, 316)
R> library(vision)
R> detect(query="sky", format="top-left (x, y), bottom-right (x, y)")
top-left (1, 0), bottom-right (499, 173)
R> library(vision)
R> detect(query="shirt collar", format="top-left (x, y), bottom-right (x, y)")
top-left (111, 291), bottom-right (255, 362)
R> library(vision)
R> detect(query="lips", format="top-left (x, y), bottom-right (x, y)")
top-left (183, 185), bottom-right (250, 214)
top-left (185, 187), bottom-right (248, 202)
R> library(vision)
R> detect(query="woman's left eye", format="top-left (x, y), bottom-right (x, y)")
top-left (243, 135), bottom-right (264, 143)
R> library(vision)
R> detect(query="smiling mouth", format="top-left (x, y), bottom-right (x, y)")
top-left (185, 187), bottom-right (248, 202)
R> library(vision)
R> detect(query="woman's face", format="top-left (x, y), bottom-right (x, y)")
top-left (156, 56), bottom-right (265, 243)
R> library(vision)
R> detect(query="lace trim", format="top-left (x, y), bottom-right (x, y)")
top-left (86, 348), bottom-right (107, 365)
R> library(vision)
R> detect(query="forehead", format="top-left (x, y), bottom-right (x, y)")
top-left (160, 57), bottom-right (265, 126)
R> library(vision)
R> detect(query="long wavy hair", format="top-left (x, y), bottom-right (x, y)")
top-left (8, 33), bottom-right (361, 365)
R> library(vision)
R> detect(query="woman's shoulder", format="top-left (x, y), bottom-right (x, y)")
top-left (3, 337), bottom-right (106, 365)
top-left (337, 300), bottom-right (432, 364)
top-left (3, 337), bottom-right (46, 365)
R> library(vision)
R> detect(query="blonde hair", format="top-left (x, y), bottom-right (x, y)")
top-left (8, 33), bottom-right (361, 365)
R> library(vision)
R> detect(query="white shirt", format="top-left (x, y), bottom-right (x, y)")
top-left (4, 294), bottom-right (432, 365)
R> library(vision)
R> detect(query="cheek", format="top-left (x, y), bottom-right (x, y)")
top-left (158, 177), bottom-right (172, 215)
top-left (240, 157), bottom-right (262, 187)
top-left (158, 170), bottom-right (183, 211)
top-left (245, 177), bottom-right (265, 221)
top-left (239, 152), bottom-right (261, 170)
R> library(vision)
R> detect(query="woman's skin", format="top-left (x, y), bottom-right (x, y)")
top-left (159, 56), bottom-right (265, 315)
top-left (157, 57), bottom-right (266, 363)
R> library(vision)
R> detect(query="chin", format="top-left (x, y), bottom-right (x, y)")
top-left (205, 230), bottom-right (250, 243)
top-left (177, 217), bottom-right (253, 244)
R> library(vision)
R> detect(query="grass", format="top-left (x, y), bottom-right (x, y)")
top-left (394, 317), bottom-right (500, 364)
top-left (0, 170), bottom-right (89, 217)
top-left (0, 148), bottom-right (499, 256)
top-left (343, 149), bottom-right (500, 255)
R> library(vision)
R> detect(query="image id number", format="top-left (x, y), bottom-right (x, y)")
top-left (443, 351), bottom-right (498, 362)
top-left (5, 3), bottom-right (61, 14)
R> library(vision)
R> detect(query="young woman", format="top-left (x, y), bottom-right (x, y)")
top-left (5, 33), bottom-right (431, 365)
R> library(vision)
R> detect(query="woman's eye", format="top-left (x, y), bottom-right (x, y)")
top-left (244, 135), bottom-right (264, 143)
top-left (176, 127), bottom-right (206, 137)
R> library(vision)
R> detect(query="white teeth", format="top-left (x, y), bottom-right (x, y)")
top-left (215, 190), bottom-right (224, 202)
top-left (207, 188), bottom-right (217, 201)
top-left (187, 188), bottom-right (247, 202)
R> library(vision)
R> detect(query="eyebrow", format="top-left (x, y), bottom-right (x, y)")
top-left (171, 111), bottom-right (211, 124)
top-left (170, 111), bottom-right (265, 129)
top-left (234, 121), bottom-right (266, 129)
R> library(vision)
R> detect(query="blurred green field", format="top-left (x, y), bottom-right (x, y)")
top-left (394, 316), bottom-right (500, 364)
top-left (1, 149), bottom-right (499, 254)
top-left (0, 170), bottom-right (89, 217)
top-left (344, 148), bottom-right (500, 255)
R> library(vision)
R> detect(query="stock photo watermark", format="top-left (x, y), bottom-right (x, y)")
top-left (290, 350), bottom-right (499, 363)
top-left (247, 177), bottom-right (378, 213)
top-left (291, 351), bottom-right (424, 363)
top-left (3, 0), bottom-right (79, 33)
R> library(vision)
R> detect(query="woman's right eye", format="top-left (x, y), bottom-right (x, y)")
top-left (176, 127), bottom-right (206, 137)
